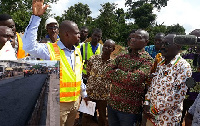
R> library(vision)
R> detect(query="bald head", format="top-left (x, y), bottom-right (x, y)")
top-left (103, 39), bottom-right (115, 55)
top-left (155, 33), bottom-right (165, 39)
top-left (135, 29), bottom-right (149, 40)
top-left (164, 34), bottom-right (176, 42)
top-left (105, 39), bottom-right (115, 45)
top-left (190, 29), bottom-right (200, 37)
top-left (59, 20), bottom-right (78, 33)
top-left (58, 20), bottom-right (80, 49)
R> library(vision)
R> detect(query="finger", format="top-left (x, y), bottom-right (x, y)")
top-left (43, 4), bottom-right (49, 11)
top-left (32, 0), bottom-right (39, 4)
top-left (32, 0), bottom-right (36, 5)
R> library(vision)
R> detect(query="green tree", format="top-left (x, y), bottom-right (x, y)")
top-left (0, 0), bottom-right (58, 39)
top-left (61, 2), bottom-right (92, 28)
top-left (94, 3), bottom-right (118, 42)
top-left (125, 0), bottom-right (169, 10)
top-left (129, 3), bottom-right (156, 29)
top-left (166, 23), bottom-right (186, 35)
top-left (146, 23), bottom-right (185, 45)
top-left (115, 8), bottom-right (138, 46)
top-left (93, 2), bottom-right (136, 46)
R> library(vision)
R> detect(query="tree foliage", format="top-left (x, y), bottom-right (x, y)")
top-left (130, 3), bottom-right (156, 29)
top-left (0, 1), bottom-right (186, 46)
top-left (94, 3), bottom-right (118, 41)
top-left (147, 23), bottom-right (186, 45)
top-left (125, 0), bottom-right (169, 10)
top-left (60, 2), bottom-right (92, 28)
top-left (0, 0), bottom-right (58, 39)
top-left (90, 3), bottom-right (137, 46)
top-left (166, 23), bottom-right (186, 35)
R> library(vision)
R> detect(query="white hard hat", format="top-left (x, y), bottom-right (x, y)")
top-left (45, 17), bottom-right (58, 29)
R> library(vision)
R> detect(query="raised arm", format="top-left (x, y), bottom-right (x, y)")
top-left (22, 0), bottom-right (50, 60)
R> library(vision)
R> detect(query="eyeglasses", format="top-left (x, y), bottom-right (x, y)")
top-left (47, 26), bottom-right (59, 30)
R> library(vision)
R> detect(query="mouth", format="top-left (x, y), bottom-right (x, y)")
top-left (161, 48), bottom-right (167, 54)
top-left (129, 41), bottom-right (134, 46)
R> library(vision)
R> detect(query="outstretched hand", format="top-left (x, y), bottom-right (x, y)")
top-left (32, 0), bottom-right (49, 16)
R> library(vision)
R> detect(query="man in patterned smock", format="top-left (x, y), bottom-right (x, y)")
top-left (106, 29), bottom-right (153, 126)
top-left (144, 34), bottom-right (192, 126)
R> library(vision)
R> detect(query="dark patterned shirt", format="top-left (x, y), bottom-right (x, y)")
top-left (86, 54), bottom-right (112, 100)
top-left (106, 49), bottom-right (153, 114)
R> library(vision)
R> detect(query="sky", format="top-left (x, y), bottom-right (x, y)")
top-left (49, 0), bottom-right (200, 34)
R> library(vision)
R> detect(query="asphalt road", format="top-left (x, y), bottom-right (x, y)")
top-left (0, 74), bottom-right (48, 126)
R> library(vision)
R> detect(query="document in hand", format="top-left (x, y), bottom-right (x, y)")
top-left (78, 99), bottom-right (96, 116)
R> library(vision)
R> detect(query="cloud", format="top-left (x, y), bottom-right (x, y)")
top-left (49, 0), bottom-right (70, 16)
top-left (154, 0), bottom-right (200, 34)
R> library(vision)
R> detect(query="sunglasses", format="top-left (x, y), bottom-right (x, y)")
top-left (47, 26), bottom-right (59, 30)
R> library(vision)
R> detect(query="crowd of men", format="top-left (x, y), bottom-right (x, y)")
top-left (0, 0), bottom-right (200, 126)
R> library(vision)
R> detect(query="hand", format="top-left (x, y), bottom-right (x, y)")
top-left (83, 97), bottom-right (90, 106)
top-left (143, 105), bottom-right (150, 115)
top-left (32, 0), bottom-right (49, 16)
top-left (183, 112), bottom-right (193, 126)
top-left (143, 105), bottom-right (154, 119)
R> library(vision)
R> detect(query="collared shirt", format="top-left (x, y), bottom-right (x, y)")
top-left (106, 49), bottom-right (153, 114)
top-left (145, 45), bottom-right (160, 59)
top-left (144, 53), bottom-right (192, 126)
top-left (86, 54), bottom-right (112, 100)
top-left (22, 15), bottom-right (87, 98)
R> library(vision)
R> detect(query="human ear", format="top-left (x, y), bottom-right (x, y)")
top-left (65, 31), bottom-right (69, 37)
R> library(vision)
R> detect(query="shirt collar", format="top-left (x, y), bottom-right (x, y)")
top-left (57, 40), bottom-right (75, 51)
top-left (160, 53), bottom-right (181, 66)
top-left (170, 53), bottom-right (181, 65)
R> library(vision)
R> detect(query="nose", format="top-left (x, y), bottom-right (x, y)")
top-left (104, 46), bottom-right (109, 50)
top-left (130, 38), bottom-right (135, 42)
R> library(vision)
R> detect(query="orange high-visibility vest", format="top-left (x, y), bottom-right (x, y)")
top-left (16, 32), bottom-right (26, 59)
top-left (47, 43), bottom-right (83, 102)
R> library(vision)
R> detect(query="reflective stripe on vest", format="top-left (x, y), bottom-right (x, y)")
top-left (16, 32), bottom-right (26, 59)
top-left (82, 42), bottom-right (103, 74)
top-left (47, 43), bottom-right (83, 102)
